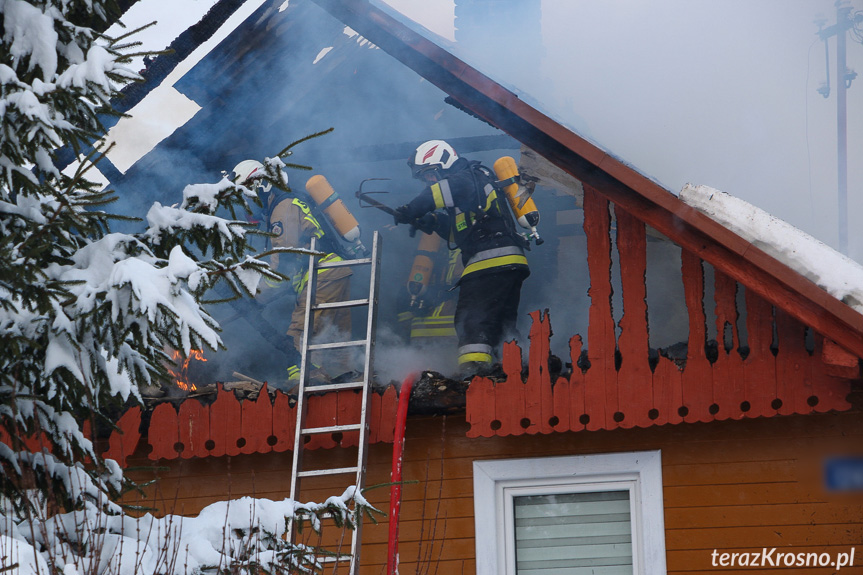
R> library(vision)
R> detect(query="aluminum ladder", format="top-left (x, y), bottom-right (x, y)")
top-left (288, 230), bottom-right (381, 574)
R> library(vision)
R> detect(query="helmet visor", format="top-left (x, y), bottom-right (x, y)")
top-left (413, 165), bottom-right (440, 183)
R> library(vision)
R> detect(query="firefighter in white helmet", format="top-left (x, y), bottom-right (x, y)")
top-left (232, 160), bottom-right (352, 386)
top-left (393, 140), bottom-right (530, 377)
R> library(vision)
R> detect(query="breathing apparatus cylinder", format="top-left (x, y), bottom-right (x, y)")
top-left (493, 156), bottom-right (543, 245)
top-left (407, 232), bottom-right (441, 308)
top-left (305, 175), bottom-right (365, 254)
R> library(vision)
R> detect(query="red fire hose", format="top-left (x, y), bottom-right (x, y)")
top-left (387, 373), bottom-right (417, 575)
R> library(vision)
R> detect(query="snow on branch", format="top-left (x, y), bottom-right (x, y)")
top-left (1, 486), bottom-right (379, 575)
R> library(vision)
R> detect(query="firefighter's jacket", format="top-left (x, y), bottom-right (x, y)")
top-left (263, 190), bottom-right (351, 293)
top-left (400, 158), bottom-right (529, 281)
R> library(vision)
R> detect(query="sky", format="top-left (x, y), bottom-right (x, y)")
top-left (102, 0), bottom-right (268, 173)
top-left (380, 0), bottom-right (863, 264)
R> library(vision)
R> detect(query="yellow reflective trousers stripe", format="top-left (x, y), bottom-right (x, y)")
top-left (458, 352), bottom-right (493, 365)
top-left (411, 326), bottom-right (457, 338)
top-left (410, 314), bottom-right (456, 338)
top-left (293, 252), bottom-right (344, 293)
top-left (462, 254), bottom-right (528, 277)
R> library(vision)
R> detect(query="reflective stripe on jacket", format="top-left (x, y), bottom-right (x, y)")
top-left (403, 159), bottom-right (529, 280)
top-left (292, 198), bottom-right (325, 240)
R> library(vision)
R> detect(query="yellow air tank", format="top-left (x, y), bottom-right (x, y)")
top-left (305, 175), bottom-right (362, 245)
top-left (493, 156), bottom-right (543, 245)
top-left (407, 232), bottom-right (441, 308)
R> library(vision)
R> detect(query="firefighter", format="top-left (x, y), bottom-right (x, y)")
top-left (232, 160), bottom-right (352, 386)
top-left (397, 233), bottom-right (462, 347)
top-left (392, 140), bottom-right (530, 376)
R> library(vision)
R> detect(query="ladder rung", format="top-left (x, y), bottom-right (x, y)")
top-left (318, 554), bottom-right (353, 564)
top-left (320, 257), bottom-right (371, 269)
top-left (317, 510), bottom-right (356, 520)
top-left (308, 339), bottom-right (367, 351)
top-left (312, 298), bottom-right (368, 310)
top-left (298, 466), bottom-right (359, 478)
top-left (302, 380), bottom-right (365, 394)
top-left (301, 423), bottom-right (362, 435)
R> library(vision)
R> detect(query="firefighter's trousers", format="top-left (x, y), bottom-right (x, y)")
top-left (454, 267), bottom-right (528, 367)
top-left (287, 274), bottom-right (352, 373)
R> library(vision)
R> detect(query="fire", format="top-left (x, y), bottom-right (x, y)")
top-left (168, 349), bottom-right (206, 392)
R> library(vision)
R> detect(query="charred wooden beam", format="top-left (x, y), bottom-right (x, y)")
top-left (405, 371), bottom-right (471, 415)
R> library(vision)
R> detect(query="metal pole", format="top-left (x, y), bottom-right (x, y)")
top-left (837, 1), bottom-right (849, 254)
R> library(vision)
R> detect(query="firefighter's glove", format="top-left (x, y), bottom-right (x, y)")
top-left (393, 206), bottom-right (412, 226)
top-left (418, 213), bottom-right (438, 233)
top-left (411, 213), bottom-right (437, 236)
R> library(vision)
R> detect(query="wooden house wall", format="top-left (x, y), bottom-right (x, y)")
top-left (126, 409), bottom-right (863, 574)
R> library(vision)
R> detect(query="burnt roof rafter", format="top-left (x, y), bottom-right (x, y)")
top-left (312, 0), bottom-right (863, 359)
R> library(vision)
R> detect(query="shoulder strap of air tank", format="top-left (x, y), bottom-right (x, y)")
top-left (494, 175), bottom-right (519, 189)
top-left (296, 190), bottom-right (352, 259)
top-left (479, 162), bottom-right (530, 249)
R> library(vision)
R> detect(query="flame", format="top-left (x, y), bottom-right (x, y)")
top-left (168, 349), bottom-right (206, 392)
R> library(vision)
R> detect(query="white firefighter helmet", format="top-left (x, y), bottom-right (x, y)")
top-left (408, 140), bottom-right (458, 181)
top-left (231, 159), bottom-right (272, 193)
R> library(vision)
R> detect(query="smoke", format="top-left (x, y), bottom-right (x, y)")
top-left (540, 1), bottom-right (863, 262)
top-left (106, 0), bottom-right (754, 389)
top-left (373, 324), bottom-right (457, 384)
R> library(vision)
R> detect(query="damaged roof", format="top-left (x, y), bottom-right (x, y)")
top-left (99, 0), bottom-right (863, 359)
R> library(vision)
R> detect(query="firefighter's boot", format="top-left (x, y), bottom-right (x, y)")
top-left (459, 361), bottom-right (493, 379)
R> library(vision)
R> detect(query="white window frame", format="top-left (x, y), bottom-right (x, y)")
top-left (473, 450), bottom-right (666, 575)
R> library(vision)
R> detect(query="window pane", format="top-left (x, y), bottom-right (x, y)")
top-left (514, 491), bottom-right (633, 575)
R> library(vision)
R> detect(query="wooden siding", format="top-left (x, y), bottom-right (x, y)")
top-left (467, 308), bottom-right (853, 436)
top-left (125, 410), bottom-right (863, 574)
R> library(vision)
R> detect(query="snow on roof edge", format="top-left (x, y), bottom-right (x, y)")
top-left (680, 184), bottom-right (863, 315)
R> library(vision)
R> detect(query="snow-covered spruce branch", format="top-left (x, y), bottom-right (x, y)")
top-left (0, 3), bottom-right (374, 575)
top-left (1, 486), bottom-right (380, 575)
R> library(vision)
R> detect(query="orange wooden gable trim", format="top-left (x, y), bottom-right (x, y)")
top-left (466, 306), bottom-right (854, 438)
top-left (100, 384), bottom-right (400, 467)
top-left (466, 184), bottom-right (855, 437)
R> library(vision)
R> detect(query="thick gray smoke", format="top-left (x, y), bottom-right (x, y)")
top-left (105, 0), bottom-right (529, 386)
top-left (446, 0), bottom-right (863, 263)
top-left (112, 0), bottom-right (772, 387)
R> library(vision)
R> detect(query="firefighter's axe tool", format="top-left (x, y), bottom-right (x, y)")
top-left (357, 179), bottom-right (431, 237)
top-left (356, 178), bottom-right (397, 216)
